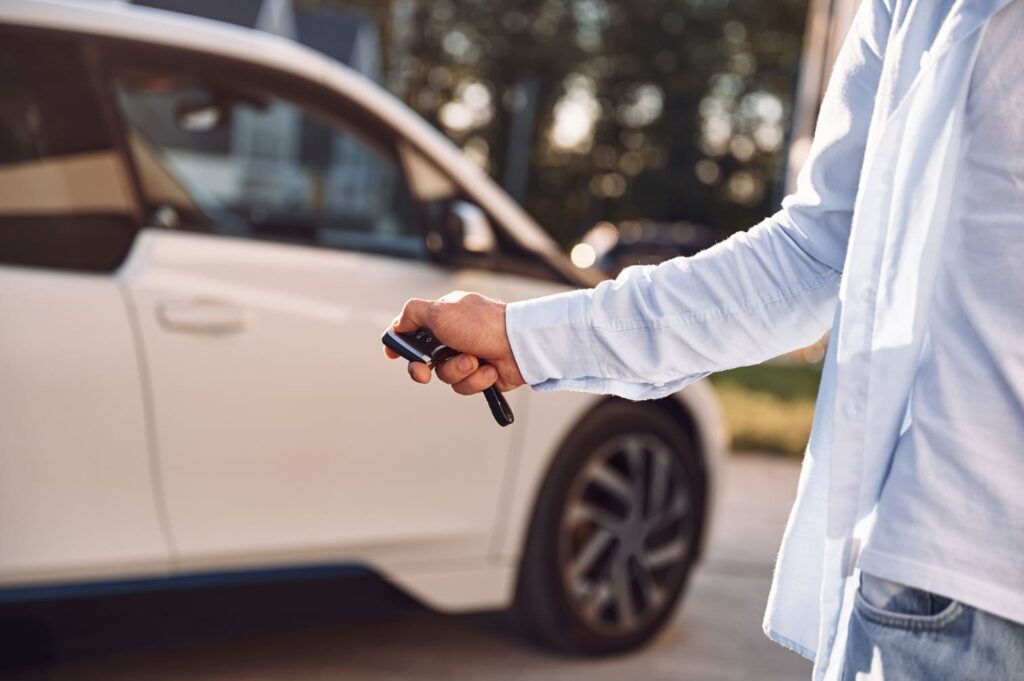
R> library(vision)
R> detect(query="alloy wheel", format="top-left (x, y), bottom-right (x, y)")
top-left (557, 432), bottom-right (693, 636)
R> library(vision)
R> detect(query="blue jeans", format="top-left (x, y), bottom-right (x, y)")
top-left (842, 572), bottom-right (1024, 680)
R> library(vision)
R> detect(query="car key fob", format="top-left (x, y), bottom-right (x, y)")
top-left (382, 327), bottom-right (514, 427)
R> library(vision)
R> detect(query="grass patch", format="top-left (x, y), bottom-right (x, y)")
top-left (709, 363), bottom-right (822, 457)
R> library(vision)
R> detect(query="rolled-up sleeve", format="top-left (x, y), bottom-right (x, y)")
top-left (507, 0), bottom-right (890, 400)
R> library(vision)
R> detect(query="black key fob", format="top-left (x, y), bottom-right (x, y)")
top-left (382, 327), bottom-right (514, 427)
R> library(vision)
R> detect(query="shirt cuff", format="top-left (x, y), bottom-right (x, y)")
top-left (505, 289), bottom-right (604, 388)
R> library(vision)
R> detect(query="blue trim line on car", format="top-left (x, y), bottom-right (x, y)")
top-left (0, 563), bottom-right (371, 604)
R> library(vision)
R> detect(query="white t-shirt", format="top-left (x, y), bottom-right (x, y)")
top-left (859, 0), bottom-right (1024, 625)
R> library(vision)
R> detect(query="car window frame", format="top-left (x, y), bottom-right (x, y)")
top-left (92, 34), bottom-right (434, 262)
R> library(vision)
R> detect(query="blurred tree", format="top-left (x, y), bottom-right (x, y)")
top-left (300, 0), bottom-right (808, 247)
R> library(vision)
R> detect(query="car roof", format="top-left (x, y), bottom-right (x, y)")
top-left (0, 0), bottom-right (593, 283)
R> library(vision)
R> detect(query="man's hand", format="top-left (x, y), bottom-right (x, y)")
top-left (383, 291), bottom-right (526, 395)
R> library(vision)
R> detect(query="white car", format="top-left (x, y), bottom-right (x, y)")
top-left (0, 0), bottom-right (725, 654)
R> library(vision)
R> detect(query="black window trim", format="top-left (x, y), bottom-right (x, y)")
top-left (0, 23), bottom-right (149, 274)
top-left (81, 38), bottom-right (149, 230)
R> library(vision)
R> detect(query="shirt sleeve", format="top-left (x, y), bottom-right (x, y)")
top-left (506, 0), bottom-right (891, 400)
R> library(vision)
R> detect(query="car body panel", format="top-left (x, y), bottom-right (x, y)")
top-left (0, 266), bottom-right (171, 586)
top-left (120, 229), bottom-right (517, 571)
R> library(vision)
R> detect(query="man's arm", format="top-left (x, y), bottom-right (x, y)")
top-left (388, 0), bottom-right (891, 398)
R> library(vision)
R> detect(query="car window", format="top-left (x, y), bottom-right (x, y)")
top-left (0, 31), bottom-right (139, 272)
top-left (111, 66), bottom-right (424, 259)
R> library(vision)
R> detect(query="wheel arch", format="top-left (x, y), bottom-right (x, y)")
top-left (656, 380), bottom-right (727, 562)
top-left (499, 380), bottom-right (726, 578)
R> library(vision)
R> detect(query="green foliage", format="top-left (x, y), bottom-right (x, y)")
top-left (304, 0), bottom-right (809, 246)
top-left (710, 361), bottom-right (822, 402)
top-left (301, 1), bottom-right (806, 245)
top-left (301, 0), bottom-right (817, 453)
top-left (709, 363), bottom-right (821, 456)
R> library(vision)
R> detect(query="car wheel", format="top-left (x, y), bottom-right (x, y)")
top-left (515, 399), bottom-right (705, 655)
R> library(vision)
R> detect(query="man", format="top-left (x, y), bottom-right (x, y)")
top-left (385, 1), bottom-right (1023, 678)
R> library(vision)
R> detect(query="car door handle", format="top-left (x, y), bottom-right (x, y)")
top-left (156, 299), bottom-right (247, 335)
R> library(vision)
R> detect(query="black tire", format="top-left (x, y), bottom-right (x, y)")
top-left (514, 399), bottom-right (705, 655)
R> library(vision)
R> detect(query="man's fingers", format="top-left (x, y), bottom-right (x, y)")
top-left (436, 354), bottom-right (478, 385)
top-left (452, 365), bottom-right (498, 395)
top-left (408, 362), bottom-right (432, 384)
top-left (384, 298), bottom-right (429, 359)
top-left (393, 298), bottom-right (432, 334)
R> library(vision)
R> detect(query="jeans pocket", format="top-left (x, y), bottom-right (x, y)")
top-left (853, 575), bottom-right (965, 631)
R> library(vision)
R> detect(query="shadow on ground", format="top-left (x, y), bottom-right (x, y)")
top-left (1, 574), bottom-right (540, 678)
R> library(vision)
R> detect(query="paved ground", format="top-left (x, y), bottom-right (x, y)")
top-left (1, 453), bottom-right (810, 680)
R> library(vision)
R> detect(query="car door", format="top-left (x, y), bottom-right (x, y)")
top-left (102, 46), bottom-right (517, 569)
top-left (0, 29), bottom-right (171, 585)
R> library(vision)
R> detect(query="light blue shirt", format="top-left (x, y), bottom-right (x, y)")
top-left (505, 1), bottom-right (1021, 678)
top-left (859, 0), bottom-right (1024, 630)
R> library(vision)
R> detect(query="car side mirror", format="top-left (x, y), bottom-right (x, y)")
top-left (428, 200), bottom-right (497, 265)
top-left (450, 201), bottom-right (496, 255)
